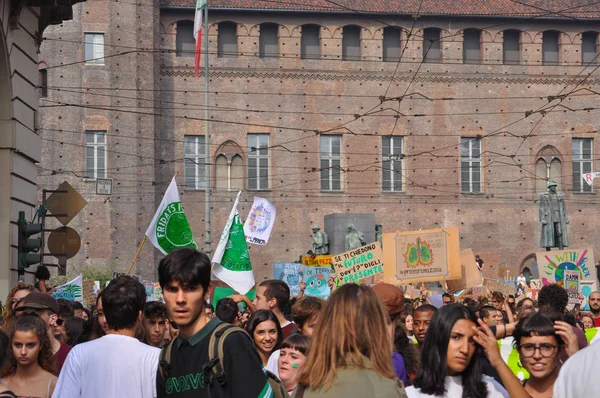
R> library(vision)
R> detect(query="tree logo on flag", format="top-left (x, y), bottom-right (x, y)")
top-left (246, 202), bottom-right (273, 234)
top-left (155, 202), bottom-right (196, 253)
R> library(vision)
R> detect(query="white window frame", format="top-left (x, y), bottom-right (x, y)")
top-left (85, 131), bottom-right (106, 180)
top-left (573, 138), bottom-right (593, 193)
top-left (184, 135), bottom-right (207, 190)
top-left (248, 134), bottom-right (270, 190)
top-left (320, 135), bottom-right (342, 192)
top-left (382, 136), bottom-right (403, 192)
top-left (84, 33), bottom-right (105, 64)
top-left (461, 137), bottom-right (482, 193)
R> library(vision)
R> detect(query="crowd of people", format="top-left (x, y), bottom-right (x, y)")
top-left (0, 253), bottom-right (597, 397)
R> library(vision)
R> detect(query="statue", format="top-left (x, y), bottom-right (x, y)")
top-left (345, 223), bottom-right (366, 251)
top-left (539, 180), bottom-right (569, 251)
top-left (375, 224), bottom-right (383, 248)
top-left (311, 224), bottom-right (329, 255)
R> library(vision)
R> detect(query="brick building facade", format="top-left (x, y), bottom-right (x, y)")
top-left (39, 1), bottom-right (600, 283)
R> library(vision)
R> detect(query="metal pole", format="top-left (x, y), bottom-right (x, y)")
top-left (203, 4), bottom-right (211, 254)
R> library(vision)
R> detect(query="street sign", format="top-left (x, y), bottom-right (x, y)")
top-left (47, 227), bottom-right (81, 259)
top-left (583, 172), bottom-right (600, 187)
top-left (45, 181), bottom-right (87, 226)
top-left (96, 178), bottom-right (112, 195)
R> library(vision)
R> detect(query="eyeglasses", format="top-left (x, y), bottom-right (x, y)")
top-left (518, 343), bottom-right (557, 358)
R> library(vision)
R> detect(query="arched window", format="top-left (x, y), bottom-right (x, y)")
top-left (218, 21), bottom-right (237, 58)
top-left (215, 141), bottom-right (245, 191)
top-left (535, 146), bottom-right (563, 193)
top-left (259, 23), bottom-right (278, 58)
top-left (301, 24), bottom-right (320, 59)
top-left (342, 25), bottom-right (361, 61)
top-left (176, 20), bottom-right (194, 57)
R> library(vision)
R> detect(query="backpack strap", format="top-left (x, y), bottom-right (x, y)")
top-left (207, 323), bottom-right (254, 387)
top-left (158, 337), bottom-right (176, 381)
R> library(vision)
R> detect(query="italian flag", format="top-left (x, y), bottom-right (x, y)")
top-left (145, 177), bottom-right (196, 255)
top-left (194, 0), bottom-right (207, 77)
top-left (212, 191), bottom-right (256, 295)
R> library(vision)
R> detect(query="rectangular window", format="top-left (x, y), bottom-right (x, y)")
top-left (259, 24), bottom-right (278, 58)
top-left (84, 33), bottom-right (104, 64)
top-left (582, 31), bottom-right (598, 64)
top-left (320, 135), bottom-right (342, 191)
top-left (217, 22), bottom-right (237, 58)
top-left (543, 31), bottom-right (559, 65)
top-left (39, 69), bottom-right (48, 98)
top-left (382, 136), bottom-right (403, 192)
top-left (463, 29), bottom-right (481, 64)
top-left (301, 25), bottom-right (320, 59)
top-left (342, 26), bottom-right (360, 61)
top-left (176, 21), bottom-right (195, 57)
top-left (383, 27), bottom-right (401, 62)
top-left (248, 134), bottom-right (269, 190)
top-left (184, 135), bottom-right (207, 190)
top-left (85, 131), bottom-right (106, 179)
top-left (423, 28), bottom-right (441, 62)
top-left (503, 30), bottom-right (520, 65)
top-left (573, 138), bottom-right (593, 193)
top-left (461, 137), bottom-right (481, 193)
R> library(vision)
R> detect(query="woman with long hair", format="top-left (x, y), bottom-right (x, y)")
top-left (90, 290), bottom-right (108, 340)
top-left (2, 284), bottom-right (34, 333)
top-left (0, 331), bottom-right (17, 397)
top-left (33, 266), bottom-right (55, 294)
top-left (247, 309), bottom-right (282, 366)
top-left (512, 312), bottom-right (578, 398)
top-left (407, 303), bottom-right (529, 398)
top-left (294, 284), bottom-right (406, 397)
top-left (394, 323), bottom-right (420, 385)
top-left (278, 334), bottom-right (310, 395)
top-left (2, 313), bottom-right (56, 397)
top-left (401, 311), bottom-right (415, 340)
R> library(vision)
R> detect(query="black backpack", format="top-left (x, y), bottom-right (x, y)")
top-left (159, 322), bottom-right (286, 398)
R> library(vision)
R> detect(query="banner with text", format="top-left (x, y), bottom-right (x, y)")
top-left (536, 248), bottom-right (596, 288)
top-left (565, 270), bottom-right (580, 304)
top-left (273, 262), bottom-right (304, 296)
top-left (332, 242), bottom-right (383, 284)
top-left (244, 196), bottom-right (276, 245)
top-left (52, 274), bottom-right (83, 302)
top-left (301, 255), bottom-right (333, 266)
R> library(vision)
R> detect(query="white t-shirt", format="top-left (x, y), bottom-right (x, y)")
top-left (406, 375), bottom-right (508, 398)
top-left (265, 349), bottom-right (281, 376)
top-left (554, 339), bottom-right (600, 397)
top-left (53, 334), bottom-right (160, 398)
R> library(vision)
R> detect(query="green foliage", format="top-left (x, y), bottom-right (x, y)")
top-left (50, 261), bottom-right (118, 287)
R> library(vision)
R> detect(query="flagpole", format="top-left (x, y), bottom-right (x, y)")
top-left (203, 2), bottom-right (212, 255)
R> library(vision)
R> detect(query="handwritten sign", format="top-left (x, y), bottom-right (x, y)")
top-left (565, 270), bottom-right (580, 304)
top-left (303, 266), bottom-right (332, 299)
top-left (301, 255), bottom-right (333, 267)
top-left (530, 279), bottom-right (542, 289)
top-left (273, 263), bottom-right (304, 296)
top-left (52, 274), bottom-right (83, 302)
top-left (536, 249), bottom-right (597, 295)
top-left (332, 242), bottom-right (383, 284)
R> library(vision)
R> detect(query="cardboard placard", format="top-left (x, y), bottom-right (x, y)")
top-left (332, 242), bottom-right (383, 284)
top-left (82, 279), bottom-right (96, 307)
top-left (536, 248), bottom-right (596, 289)
top-left (483, 278), bottom-right (514, 298)
top-left (565, 270), bottom-right (580, 304)
top-left (447, 248), bottom-right (481, 292)
top-left (303, 266), bottom-right (332, 299)
top-left (273, 263), bottom-right (304, 296)
top-left (301, 255), bottom-right (333, 266)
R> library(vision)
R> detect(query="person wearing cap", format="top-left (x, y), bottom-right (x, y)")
top-left (373, 283), bottom-right (408, 386)
top-left (14, 292), bottom-right (71, 376)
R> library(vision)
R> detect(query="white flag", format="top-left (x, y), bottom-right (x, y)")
top-left (244, 197), bottom-right (276, 245)
top-left (145, 178), bottom-right (196, 255)
top-left (212, 191), bottom-right (256, 295)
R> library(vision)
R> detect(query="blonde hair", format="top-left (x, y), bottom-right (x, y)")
top-left (297, 284), bottom-right (395, 390)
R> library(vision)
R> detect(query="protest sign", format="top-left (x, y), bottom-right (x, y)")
top-left (382, 227), bottom-right (461, 284)
top-left (483, 278), bottom-right (514, 298)
top-left (565, 270), bottom-right (580, 304)
top-left (301, 255), bottom-right (333, 266)
top-left (82, 279), bottom-right (96, 306)
top-left (273, 263), bottom-right (304, 296)
top-left (536, 249), bottom-right (597, 300)
top-left (52, 274), bottom-right (83, 302)
top-left (332, 242), bottom-right (383, 284)
top-left (303, 266), bottom-right (332, 299)
top-left (244, 197), bottom-right (276, 245)
top-left (153, 282), bottom-right (164, 303)
top-left (529, 279), bottom-right (542, 289)
top-left (447, 248), bottom-right (481, 292)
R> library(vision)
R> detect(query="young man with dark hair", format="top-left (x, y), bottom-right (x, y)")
top-left (441, 293), bottom-right (454, 306)
top-left (215, 297), bottom-right (240, 325)
top-left (157, 248), bottom-right (272, 398)
top-left (144, 301), bottom-right (168, 348)
top-left (412, 304), bottom-right (438, 349)
top-left (54, 276), bottom-right (160, 398)
top-left (205, 303), bottom-right (214, 319)
top-left (15, 292), bottom-right (71, 375)
top-left (253, 279), bottom-right (295, 338)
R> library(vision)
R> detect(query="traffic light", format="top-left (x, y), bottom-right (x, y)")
top-left (17, 211), bottom-right (43, 276)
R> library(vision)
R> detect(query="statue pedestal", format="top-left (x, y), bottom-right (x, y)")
top-left (324, 213), bottom-right (375, 255)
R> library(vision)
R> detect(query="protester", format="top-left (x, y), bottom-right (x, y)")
top-left (215, 297), bottom-right (240, 325)
top-left (442, 293), bottom-right (454, 306)
top-left (71, 301), bottom-right (84, 319)
top-left (253, 280), bottom-right (295, 339)
top-left (512, 312), bottom-right (577, 398)
top-left (413, 304), bottom-right (438, 349)
top-left (53, 276), bottom-right (160, 398)
top-left (34, 265), bottom-right (56, 294)
top-left (54, 299), bottom-right (74, 343)
top-left (14, 292), bottom-right (71, 375)
top-left (2, 283), bottom-right (34, 333)
top-left (394, 323), bottom-right (420, 385)
top-left (205, 303), bottom-right (214, 319)
top-left (294, 284), bottom-right (406, 397)
top-left (142, 301), bottom-right (168, 348)
top-left (580, 312), bottom-right (594, 329)
top-left (65, 317), bottom-right (89, 347)
top-left (480, 306), bottom-right (499, 327)
top-left (407, 304), bottom-right (527, 398)
top-left (588, 291), bottom-right (600, 326)
top-left (81, 308), bottom-right (91, 322)
top-left (156, 248), bottom-right (271, 398)
top-left (278, 334), bottom-right (310, 395)
top-left (516, 298), bottom-right (535, 319)
top-left (247, 309), bottom-right (282, 366)
top-left (491, 292), bottom-right (514, 324)
top-left (90, 290), bottom-right (108, 340)
top-left (401, 311), bottom-right (415, 340)
top-left (2, 313), bottom-right (56, 397)
top-left (553, 330), bottom-right (600, 397)
top-left (0, 330), bottom-right (16, 397)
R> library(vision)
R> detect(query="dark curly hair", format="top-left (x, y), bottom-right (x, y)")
top-left (34, 265), bottom-right (50, 281)
top-left (393, 322), bottom-right (420, 385)
top-left (538, 283), bottom-right (568, 314)
top-left (3, 312), bottom-right (55, 376)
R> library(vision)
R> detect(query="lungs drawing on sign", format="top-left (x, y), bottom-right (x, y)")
top-left (404, 238), bottom-right (433, 267)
